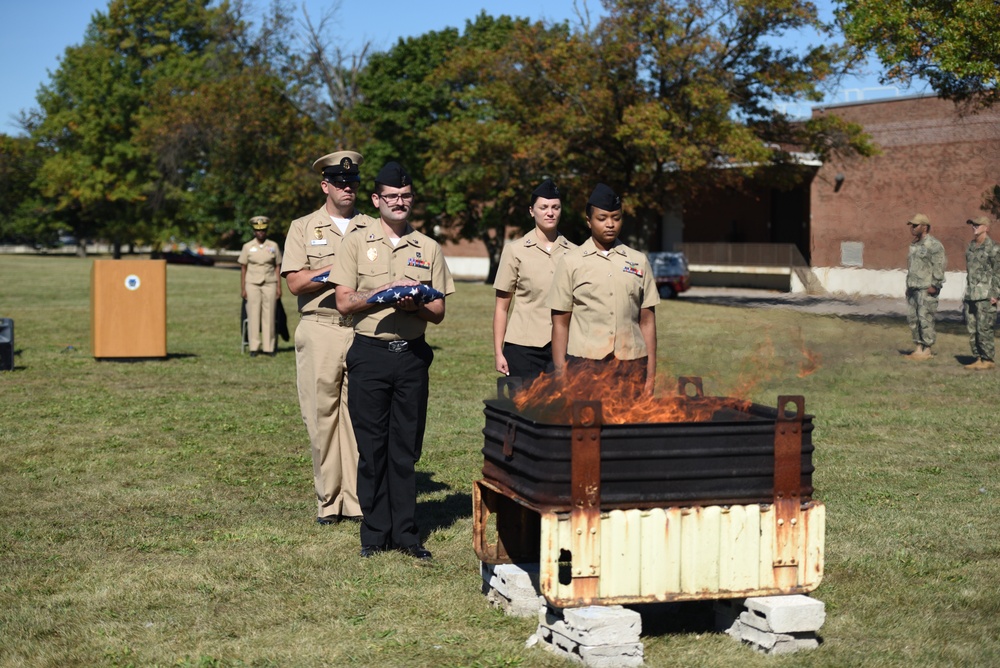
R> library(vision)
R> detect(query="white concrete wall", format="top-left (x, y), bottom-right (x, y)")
top-left (812, 266), bottom-right (967, 300)
top-left (444, 256), bottom-right (489, 281)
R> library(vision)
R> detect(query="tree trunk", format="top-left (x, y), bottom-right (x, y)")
top-left (482, 231), bottom-right (503, 284)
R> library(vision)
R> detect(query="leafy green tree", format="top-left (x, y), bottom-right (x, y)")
top-left (420, 1), bottom-right (875, 277)
top-left (0, 134), bottom-right (54, 244)
top-left (838, 0), bottom-right (1000, 105)
top-left (348, 23), bottom-right (468, 198)
top-left (31, 0), bottom-right (237, 256)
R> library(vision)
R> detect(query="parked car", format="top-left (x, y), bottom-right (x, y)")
top-left (163, 248), bottom-right (215, 266)
top-left (647, 251), bottom-right (690, 299)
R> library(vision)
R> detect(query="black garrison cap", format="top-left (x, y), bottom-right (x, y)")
top-left (374, 161), bottom-right (412, 188)
top-left (531, 178), bottom-right (561, 201)
top-left (587, 183), bottom-right (622, 212)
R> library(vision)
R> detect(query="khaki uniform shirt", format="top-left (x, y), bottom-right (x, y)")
top-left (493, 233), bottom-right (576, 347)
top-left (547, 238), bottom-right (659, 360)
top-left (906, 234), bottom-right (946, 291)
top-left (330, 222), bottom-right (456, 341)
top-left (280, 207), bottom-right (376, 315)
top-left (238, 238), bottom-right (281, 285)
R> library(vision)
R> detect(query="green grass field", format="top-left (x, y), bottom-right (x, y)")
top-left (1, 254), bottom-right (999, 667)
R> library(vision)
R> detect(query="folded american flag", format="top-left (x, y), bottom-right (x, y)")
top-left (367, 284), bottom-right (444, 305)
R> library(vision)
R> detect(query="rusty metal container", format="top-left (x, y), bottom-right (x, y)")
top-left (473, 377), bottom-right (825, 607)
top-left (482, 379), bottom-right (814, 509)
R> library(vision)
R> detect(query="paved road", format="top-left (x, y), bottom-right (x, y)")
top-left (678, 287), bottom-right (965, 322)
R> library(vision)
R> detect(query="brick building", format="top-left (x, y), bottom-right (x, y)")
top-left (442, 94), bottom-right (1000, 295)
top-left (808, 94), bottom-right (1000, 297)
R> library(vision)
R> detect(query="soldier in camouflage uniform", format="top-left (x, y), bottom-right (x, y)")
top-left (905, 213), bottom-right (946, 360)
top-left (962, 216), bottom-right (1000, 370)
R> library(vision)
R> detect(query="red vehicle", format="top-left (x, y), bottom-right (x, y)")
top-left (647, 251), bottom-right (690, 299)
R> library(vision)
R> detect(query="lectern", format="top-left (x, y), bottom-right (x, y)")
top-left (91, 260), bottom-right (167, 359)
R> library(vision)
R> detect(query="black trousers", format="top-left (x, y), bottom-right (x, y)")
top-left (502, 342), bottom-right (553, 385)
top-left (347, 335), bottom-right (433, 549)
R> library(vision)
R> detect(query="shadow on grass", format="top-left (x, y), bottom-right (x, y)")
top-left (94, 352), bottom-right (197, 362)
top-left (418, 490), bottom-right (473, 537)
top-left (627, 601), bottom-right (718, 636)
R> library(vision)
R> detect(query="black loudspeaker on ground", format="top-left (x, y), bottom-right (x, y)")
top-left (0, 317), bottom-right (13, 371)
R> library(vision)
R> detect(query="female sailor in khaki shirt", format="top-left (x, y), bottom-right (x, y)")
top-left (548, 183), bottom-right (659, 397)
top-left (492, 179), bottom-right (576, 383)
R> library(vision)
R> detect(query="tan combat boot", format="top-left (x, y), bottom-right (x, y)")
top-left (980, 360), bottom-right (996, 370)
top-left (907, 345), bottom-right (932, 360)
top-left (964, 358), bottom-right (983, 370)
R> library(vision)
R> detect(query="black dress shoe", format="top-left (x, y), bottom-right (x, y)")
top-left (397, 544), bottom-right (432, 560)
top-left (249, 351), bottom-right (259, 357)
top-left (316, 516), bottom-right (339, 525)
top-left (360, 545), bottom-right (387, 558)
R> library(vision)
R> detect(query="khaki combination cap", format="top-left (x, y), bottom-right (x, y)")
top-left (249, 216), bottom-right (270, 230)
top-left (907, 213), bottom-right (930, 226)
top-left (312, 150), bottom-right (363, 175)
top-left (967, 215), bottom-right (991, 228)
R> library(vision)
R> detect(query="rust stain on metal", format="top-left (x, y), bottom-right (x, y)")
top-left (570, 401), bottom-right (602, 594)
top-left (476, 384), bottom-right (825, 607)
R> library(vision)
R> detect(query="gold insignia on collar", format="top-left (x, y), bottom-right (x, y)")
top-left (367, 247), bottom-right (378, 262)
top-left (313, 228), bottom-right (324, 240)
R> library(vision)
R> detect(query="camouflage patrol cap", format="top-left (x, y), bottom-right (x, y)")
top-left (907, 213), bottom-right (930, 226)
top-left (250, 216), bottom-right (270, 231)
top-left (967, 216), bottom-right (991, 228)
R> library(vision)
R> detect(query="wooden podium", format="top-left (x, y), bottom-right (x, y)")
top-left (91, 260), bottom-right (167, 359)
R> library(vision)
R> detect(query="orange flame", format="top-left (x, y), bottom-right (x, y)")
top-left (512, 360), bottom-right (750, 425)
top-left (795, 328), bottom-right (821, 378)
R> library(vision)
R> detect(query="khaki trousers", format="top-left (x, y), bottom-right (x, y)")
top-left (295, 315), bottom-right (361, 518)
top-left (246, 281), bottom-right (276, 353)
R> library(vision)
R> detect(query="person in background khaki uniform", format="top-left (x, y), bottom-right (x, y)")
top-left (493, 179), bottom-right (576, 384)
top-left (905, 213), bottom-right (946, 360)
top-left (548, 183), bottom-right (659, 397)
top-left (281, 150), bottom-right (372, 525)
top-left (238, 216), bottom-right (282, 357)
top-left (962, 215), bottom-right (1000, 370)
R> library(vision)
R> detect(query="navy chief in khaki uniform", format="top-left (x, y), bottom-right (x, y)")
top-left (493, 179), bottom-right (576, 383)
top-left (281, 150), bottom-right (373, 524)
top-left (548, 183), bottom-right (659, 396)
top-left (238, 216), bottom-right (282, 356)
top-left (332, 161), bottom-right (455, 560)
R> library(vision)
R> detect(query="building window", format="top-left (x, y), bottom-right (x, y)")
top-left (841, 242), bottom-right (864, 267)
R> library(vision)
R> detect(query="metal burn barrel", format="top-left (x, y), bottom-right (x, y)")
top-left (473, 376), bottom-right (826, 608)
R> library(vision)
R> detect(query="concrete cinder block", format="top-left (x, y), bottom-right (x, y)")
top-left (743, 595), bottom-right (826, 634)
top-left (563, 606), bottom-right (642, 642)
top-left (540, 605), bottom-right (641, 646)
top-left (487, 587), bottom-right (544, 618)
top-left (485, 563), bottom-right (540, 601)
top-left (578, 641), bottom-right (644, 668)
top-left (739, 624), bottom-right (819, 654)
top-left (543, 626), bottom-right (643, 668)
